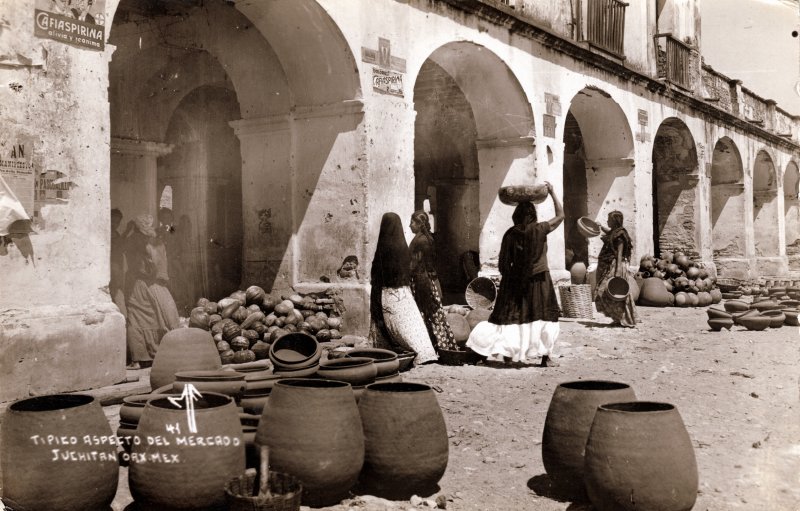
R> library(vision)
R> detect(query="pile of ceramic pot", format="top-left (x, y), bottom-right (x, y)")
top-left (541, 380), bottom-right (698, 511)
top-left (710, 285), bottom-right (800, 331)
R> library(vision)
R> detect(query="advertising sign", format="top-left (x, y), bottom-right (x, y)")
top-left (34, 0), bottom-right (106, 51)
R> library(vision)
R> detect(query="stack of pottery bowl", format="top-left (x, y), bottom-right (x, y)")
top-left (723, 299), bottom-right (750, 314)
top-left (269, 332), bottom-right (321, 377)
top-left (737, 312), bottom-right (771, 331)
top-left (173, 370), bottom-right (247, 402)
top-left (317, 357), bottom-right (378, 401)
top-left (706, 307), bottom-right (733, 331)
top-left (782, 308), bottom-right (800, 326)
top-left (346, 348), bottom-right (402, 384)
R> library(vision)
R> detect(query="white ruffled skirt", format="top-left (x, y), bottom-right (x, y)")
top-left (466, 320), bottom-right (560, 364)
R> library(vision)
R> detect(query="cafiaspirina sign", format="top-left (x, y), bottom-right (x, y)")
top-left (34, 0), bottom-right (106, 51)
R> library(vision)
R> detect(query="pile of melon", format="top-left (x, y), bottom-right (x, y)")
top-left (187, 286), bottom-right (343, 364)
top-left (637, 251), bottom-right (722, 307)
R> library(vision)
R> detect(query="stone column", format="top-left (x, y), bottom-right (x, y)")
top-left (229, 115), bottom-right (292, 292)
top-left (110, 137), bottom-right (173, 224)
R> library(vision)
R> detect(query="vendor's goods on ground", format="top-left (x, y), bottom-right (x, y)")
top-left (636, 251), bottom-right (721, 307)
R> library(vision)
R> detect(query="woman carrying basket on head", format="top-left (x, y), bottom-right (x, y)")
top-left (594, 210), bottom-right (638, 328)
top-left (466, 182), bottom-right (564, 367)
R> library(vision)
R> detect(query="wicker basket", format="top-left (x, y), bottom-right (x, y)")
top-left (716, 277), bottom-right (741, 292)
top-left (558, 284), bottom-right (594, 319)
top-left (225, 469), bottom-right (302, 511)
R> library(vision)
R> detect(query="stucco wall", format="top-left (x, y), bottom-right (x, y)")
top-left (0, 0), bottom-right (125, 401)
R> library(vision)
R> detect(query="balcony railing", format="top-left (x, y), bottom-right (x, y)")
top-left (655, 33), bottom-right (691, 89)
top-left (582, 0), bottom-right (627, 58)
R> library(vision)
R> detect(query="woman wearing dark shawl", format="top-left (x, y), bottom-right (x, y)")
top-left (409, 210), bottom-right (458, 351)
top-left (594, 210), bottom-right (638, 327)
top-left (369, 212), bottom-right (438, 364)
top-left (467, 182), bottom-right (564, 367)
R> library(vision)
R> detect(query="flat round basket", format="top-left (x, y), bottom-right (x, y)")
top-left (498, 185), bottom-right (548, 206)
top-left (465, 277), bottom-right (497, 310)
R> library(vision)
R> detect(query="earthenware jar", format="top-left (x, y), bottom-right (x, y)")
top-left (173, 370), bottom-right (247, 400)
top-left (317, 357), bottom-right (377, 386)
top-left (358, 382), bottom-right (448, 499)
top-left (268, 332), bottom-right (321, 370)
top-left (570, 262), bottom-right (588, 284)
top-left (256, 379), bottom-right (363, 507)
top-left (150, 327), bottom-right (222, 391)
top-left (129, 392), bottom-right (245, 511)
top-left (541, 380), bottom-right (636, 499)
top-left (346, 348), bottom-right (399, 377)
top-left (1, 394), bottom-right (119, 511)
top-left (584, 401), bottom-right (698, 511)
top-left (707, 318), bottom-right (733, 331)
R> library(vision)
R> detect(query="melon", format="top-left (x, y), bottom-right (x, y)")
top-left (245, 286), bottom-right (266, 306)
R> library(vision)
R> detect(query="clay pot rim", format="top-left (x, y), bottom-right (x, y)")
top-left (147, 391), bottom-right (234, 411)
top-left (346, 348), bottom-right (399, 361)
top-left (174, 370), bottom-right (246, 381)
top-left (274, 378), bottom-right (350, 390)
top-left (9, 393), bottom-right (94, 412)
top-left (761, 310), bottom-right (786, 317)
top-left (559, 380), bottom-right (632, 391)
top-left (319, 357), bottom-right (376, 369)
top-left (365, 382), bottom-right (430, 393)
top-left (269, 332), bottom-right (320, 363)
top-left (122, 393), bottom-right (172, 407)
top-left (598, 401), bottom-right (675, 413)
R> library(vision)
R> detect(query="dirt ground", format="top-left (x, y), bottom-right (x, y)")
top-left (107, 303), bottom-right (800, 511)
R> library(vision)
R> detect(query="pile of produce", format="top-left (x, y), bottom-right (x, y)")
top-left (187, 286), bottom-right (343, 364)
top-left (636, 251), bottom-right (722, 307)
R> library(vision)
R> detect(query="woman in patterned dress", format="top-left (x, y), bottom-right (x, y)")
top-left (408, 210), bottom-right (458, 352)
top-left (594, 210), bottom-right (638, 327)
top-left (368, 212), bottom-right (438, 365)
top-left (466, 182), bottom-right (564, 367)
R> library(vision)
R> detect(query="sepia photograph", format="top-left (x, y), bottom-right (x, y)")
top-left (0, 0), bottom-right (799, 509)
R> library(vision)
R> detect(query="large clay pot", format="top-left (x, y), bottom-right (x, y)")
top-left (541, 380), bottom-right (636, 499)
top-left (584, 401), bottom-right (698, 511)
top-left (257, 379), bottom-right (364, 507)
top-left (358, 382), bottom-right (448, 499)
top-left (129, 392), bottom-right (245, 511)
top-left (268, 332), bottom-right (321, 369)
top-left (466, 308), bottom-right (492, 330)
top-left (150, 327), bottom-right (222, 391)
top-left (445, 312), bottom-right (470, 342)
top-left (1, 394), bottom-right (119, 511)
top-left (638, 277), bottom-right (672, 307)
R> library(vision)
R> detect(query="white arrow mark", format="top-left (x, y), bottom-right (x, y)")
top-left (167, 384), bottom-right (203, 433)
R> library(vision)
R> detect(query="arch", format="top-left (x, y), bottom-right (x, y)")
top-left (413, 41), bottom-right (535, 288)
top-left (753, 149), bottom-right (780, 258)
top-left (710, 137), bottom-right (746, 271)
top-left (651, 117), bottom-right (699, 258)
top-left (563, 86), bottom-right (635, 266)
top-left (785, 161), bottom-right (800, 256)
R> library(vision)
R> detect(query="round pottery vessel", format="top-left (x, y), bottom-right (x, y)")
top-left (761, 310), bottom-right (786, 328)
top-left (257, 379), bottom-right (364, 507)
top-left (346, 348), bottom-right (400, 377)
top-left (396, 351), bottom-right (416, 372)
top-left (751, 300), bottom-right (781, 312)
top-left (1, 394), bottom-right (119, 511)
top-left (358, 382), bottom-right (449, 499)
top-left (723, 300), bottom-right (750, 313)
top-left (222, 360), bottom-right (271, 373)
top-left (268, 332), bottom-right (320, 367)
top-left (541, 380), bottom-right (636, 499)
top-left (576, 216), bottom-right (601, 238)
top-left (739, 314), bottom-right (771, 331)
top-left (242, 373), bottom-right (283, 394)
top-left (173, 370), bottom-right (247, 400)
top-left (782, 309), bottom-right (799, 326)
top-left (706, 307), bottom-right (732, 320)
top-left (317, 357), bottom-right (378, 386)
top-left (707, 318), bottom-right (734, 331)
top-left (239, 391), bottom-right (270, 415)
top-left (446, 312), bottom-right (471, 342)
top-left (584, 401), bottom-right (698, 511)
top-left (780, 299), bottom-right (800, 308)
top-left (732, 309), bottom-right (760, 326)
top-left (129, 392), bottom-right (245, 511)
top-left (570, 262), bottom-right (588, 285)
top-left (150, 328), bottom-right (222, 391)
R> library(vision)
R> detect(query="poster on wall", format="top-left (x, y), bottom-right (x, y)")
top-left (34, 0), bottom-right (107, 51)
top-left (0, 135), bottom-right (36, 220)
top-left (372, 67), bottom-right (404, 97)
